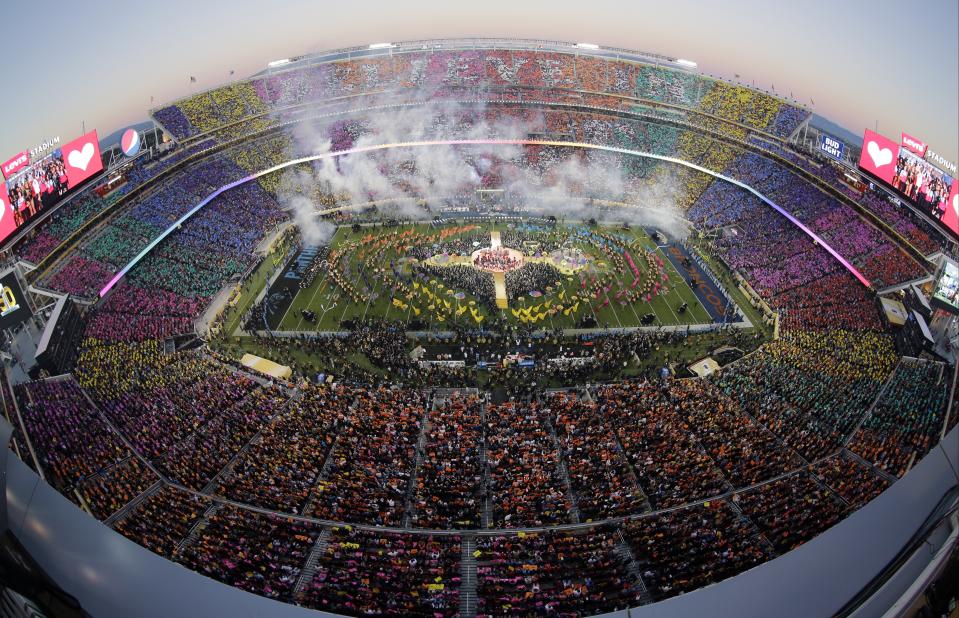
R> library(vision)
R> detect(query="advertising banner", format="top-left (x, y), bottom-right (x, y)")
top-left (0, 270), bottom-right (32, 331)
top-left (900, 132), bottom-right (927, 157)
top-left (1, 129), bottom-right (103, 245)
top-left (818, 133), bottom-right (845, 160)
top-left (60, 130), bottom-right (103, 187)
top-left (1, 151), bottom-right (30, 180)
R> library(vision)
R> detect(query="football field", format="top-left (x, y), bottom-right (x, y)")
top-left (264, 221), bottom-right (732, 333)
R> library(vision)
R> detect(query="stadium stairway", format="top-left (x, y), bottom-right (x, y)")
top-left (175, 503), bottom-right (221, 556)
top-left (301, 440), bottom-right (342, 518)
top-left (605, 414), bottom-right (654, 514)
top-left (842, 358), bottom-right (901, 448)
top-left (545, 414), bottom-right (582, 524)
top-left (843, 448), bottom-right (898, 485)
top-left (104, 480), bottom-right (164, 528)
top-left (479, 398), bottom-right (492, 529)
top-left (613, 528), bottom-right (655, 606)
top-left (202, 389), bottom-right (301, 495)
top-left (402, 392), bottom-right (434, 528)
top-left (293, 527), bottom-right (332, 600)
top-left (458, 535), bottom-right (478, 618)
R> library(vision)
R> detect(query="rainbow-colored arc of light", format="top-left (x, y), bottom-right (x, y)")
top-left (98, 139), bottom-right (871, 298)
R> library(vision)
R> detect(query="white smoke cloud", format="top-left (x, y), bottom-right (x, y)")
top-left (276, 167), bottom-right (337, 246)
top-left (276, 100), bottom-right (691, 242)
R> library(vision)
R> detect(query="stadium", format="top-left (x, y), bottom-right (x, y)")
top-left (0, 27), bottom-right (958, 618)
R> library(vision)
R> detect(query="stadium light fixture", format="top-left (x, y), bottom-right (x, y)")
top-left (575, 43), bottom-right (600, 50)
top-left (267, 58), bottom-right (291, 68)
top-left (676, 59), bottom-right (698, 68)
top-left (369, 43), bottom-right (394, 50)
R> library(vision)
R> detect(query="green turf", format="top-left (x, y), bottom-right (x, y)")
top-left (274, 222), bottom-right (727, 333)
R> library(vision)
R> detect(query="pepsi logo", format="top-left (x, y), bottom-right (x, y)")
top-left (121, 129), bottom-right (141, 157)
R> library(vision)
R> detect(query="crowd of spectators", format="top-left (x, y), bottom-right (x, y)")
top-left (154, 385), bottom-right (287, 491)
top-left (849, 358), bottom-right (949, 477)
top-left (595, 381), bottom-right (729, 508)
top-left (476, 527), bottom-right (640, 616)
top-left (14, 378), bottom-right (134, 495)
top-left (37, 156), bottom-right (280, 301)
top-left (305, 527), bottom-right (461, 616)
top-left (486, 400), bottom-right (571, 527)
top-left (623, 501), bottom-right (771, 600)
top-left (736, 473), bottom-right (849, 553)
top-left (714, 329), bottom-right (897, 461)
top-left (153, 47), bottom-right (807, 142)
top-left (411, 394), bottom-right (485, 529)
top-left (176, 504), bottom-right (316, 600)
top-left (810, 452), bottom-right (891, 509)
top-left (112, 485), bottom-right (211, 557)
top-left (10, 325), bottom-right (931, 618)
top-left (216, 382), bottom-right (352, 513)
top-left (548, 391), bottom-right (650, 519)
top-left (308, 386), bottom-right (425, 526)
top-left (691, 151), bottom-right (929, 298)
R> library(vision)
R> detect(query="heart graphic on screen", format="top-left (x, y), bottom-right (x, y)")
top-left (867, 141), bottom-right (892, 168)
top-left (67, 143), bottom-right (95, 171)
top-left (953, 194), bottom-right (958, 218)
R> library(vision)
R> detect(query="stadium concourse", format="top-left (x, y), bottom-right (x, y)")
top-left (2, 40), bottom-right (957, 618)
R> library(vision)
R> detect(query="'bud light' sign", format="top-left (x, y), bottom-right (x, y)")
top-left (818, 133), bottom-right (845, 161)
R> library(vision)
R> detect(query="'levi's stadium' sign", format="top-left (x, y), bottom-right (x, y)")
top-left (901, 132), bottom-right (927, 157)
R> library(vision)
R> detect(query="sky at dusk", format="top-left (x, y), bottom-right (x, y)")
top-left (2, 0), bottom-right (956, 164)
